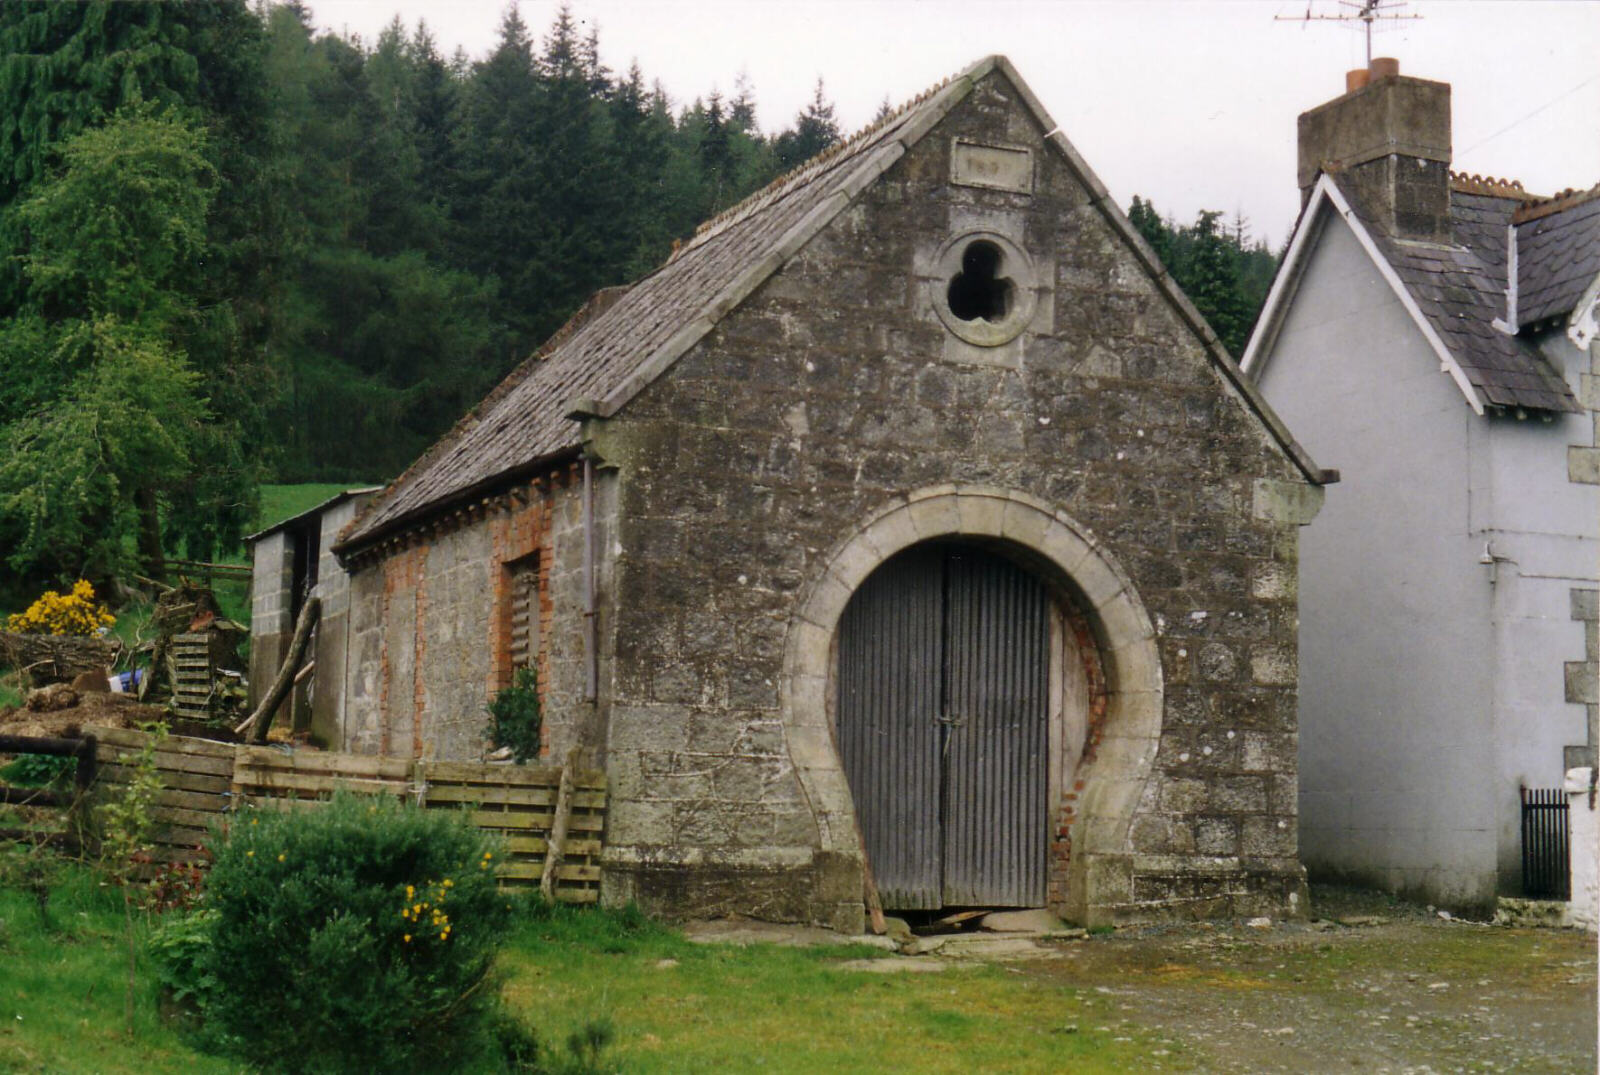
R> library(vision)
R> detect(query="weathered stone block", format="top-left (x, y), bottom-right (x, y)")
top-left (1241, 816), bottom-right (1297, 858)
top-left (1194, 817), bottom-right (1239, 855)
top-left (1159, 777), bottom-right (1209, 813)
top-left (1196, 642), bottom-right (1240, 683)
top-left (1250, 561), bottom-right (1295, 601)
top-left (1209, 776), bottom-right (1268, 815)
top-left (1567, 662), bottom-right (1599, 705)
top-left (1241, 732), bottom-right (1296, 773)
top-left (1250, 647), bottom-right (1296, 687)
top-left (1569, 445), bottom-right (1600, 486)
top-left (1251, 478), bottom-right (1324, 525)
top-left (610, 706), bottom-right (690, 753)
top-left (1131, 815), bottom-right (1196, 854)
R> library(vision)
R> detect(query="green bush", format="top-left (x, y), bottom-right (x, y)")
top-left (198, 793), bottom-right (524, 1074)
top-left (488, 667), bottom-right (543, 763)
top-left (0, 752), bottom-right (75, 789)
top-left (148, 908), bottom-right (219, 1016)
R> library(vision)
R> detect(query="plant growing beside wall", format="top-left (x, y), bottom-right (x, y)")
top-left (488, 668), bottom-right (543, 763)
top-left (97, 721), bottom-right (166, 1035)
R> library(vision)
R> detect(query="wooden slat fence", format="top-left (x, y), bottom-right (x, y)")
top-left (0, 732), bottom-right (98, 853)
top-left (232, 746), bottom-right (413, 807)
top-left (421, 759), bottom-right (606, 903)
top-left (92, 726), bottom-right (234, 872)
top-left (85, 726), bottom-right (606, 900)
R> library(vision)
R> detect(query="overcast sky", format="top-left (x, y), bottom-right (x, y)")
top-left (310, 0), bottom-right (1600, 248)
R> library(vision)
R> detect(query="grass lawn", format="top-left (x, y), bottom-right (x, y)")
top-left (0, 870), bottom-right (1181, 1074)
top-left (0, 870), bottom-right (243, 1075)
top-left (501, 906), bottom-right (1185, 1073)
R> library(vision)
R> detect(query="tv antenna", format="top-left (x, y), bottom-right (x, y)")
top-left (1276, 1), bottom-right (1422, 66)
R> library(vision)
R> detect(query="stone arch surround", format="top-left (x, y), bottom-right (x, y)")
top-left (780, 485), bottom-right (1164, 926)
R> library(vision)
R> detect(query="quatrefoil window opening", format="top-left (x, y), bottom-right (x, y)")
top-left (945, 240), bottom-right (1013, 323)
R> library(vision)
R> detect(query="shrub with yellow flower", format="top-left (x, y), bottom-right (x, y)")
top-left (6, 579), bottom-right (115, 636)
top-left (190, 792), bottom-right (518, 1072)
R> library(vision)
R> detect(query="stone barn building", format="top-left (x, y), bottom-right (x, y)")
top-left (321, 56), bottom-right (1333, 930)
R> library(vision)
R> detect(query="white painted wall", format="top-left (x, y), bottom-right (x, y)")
top-left (1254, 210), bottom-right (1499, 910)
top-left (1563, 767), bottom-right (1596, 931)
top-left (1478, 336), bottom-right (1597, 887)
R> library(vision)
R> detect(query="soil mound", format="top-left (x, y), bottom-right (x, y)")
top-left (0, 692), bottom-right (165, 739)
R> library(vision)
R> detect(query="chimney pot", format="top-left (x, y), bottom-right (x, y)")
top-left (1346, 68), bottom-right (1371, 93)
top-left (1369, 56), bottom-right (1400, 81)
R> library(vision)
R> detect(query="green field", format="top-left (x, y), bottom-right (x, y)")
top-left (0, 870), bottom-right (1171, 1075)
top-left (250, 482), bottom-right (381, 542)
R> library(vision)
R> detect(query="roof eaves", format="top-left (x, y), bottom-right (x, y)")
top-left (1242, 189), bottom-right (1332, 377)
top-left (329, 446), bottom-right (581, 558)
top-left (1568, 268), bottom-right (1600, 350)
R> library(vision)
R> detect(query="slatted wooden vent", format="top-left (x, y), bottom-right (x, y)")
top-left (509, 560), bottom-right (539, 671)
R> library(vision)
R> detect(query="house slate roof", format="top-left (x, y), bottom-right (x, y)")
top-left (1515, 185), bottom-right (1600, 328)
top-left (1329, 174), bottom-right (1580, 414)
top-left (338, 54), bottom-right (1329, 554)
top-left (1248, 169), bottom-right (1585, 415)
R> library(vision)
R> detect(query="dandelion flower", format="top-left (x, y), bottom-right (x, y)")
top-left (246, 850), bottom-right (254, 858)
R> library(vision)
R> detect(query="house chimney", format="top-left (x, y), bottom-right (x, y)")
top-left (1297, 58), bottom-right (1453, 242)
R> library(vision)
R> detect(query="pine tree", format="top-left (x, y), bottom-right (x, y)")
top-left (774, 77), bottom-right (841, 170)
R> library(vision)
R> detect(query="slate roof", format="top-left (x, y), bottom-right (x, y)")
top-left (1325, 174), bottom-right (1581, 414)
top-left (340, 54), bottom-right (1328, 553)
top-left (337, 67), bottom-right (982, 550)
top-left (1516, 185), bottom-right (1600, 328)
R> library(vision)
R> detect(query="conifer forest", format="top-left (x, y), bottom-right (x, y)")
top-left (0, 1), bottom-right (1277, 593)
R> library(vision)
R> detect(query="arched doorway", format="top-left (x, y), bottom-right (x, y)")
top-left (836, 540), bottom-right (1085, 910)
top-left (780, 486), bottom-right (1162, 927)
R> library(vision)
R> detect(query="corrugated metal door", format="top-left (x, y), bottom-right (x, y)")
top-left (837, 544), bottom-right (1050, 909)
top-left (837, 546), bottom-right (944, 909)
top-left (941, 549), bottom-right (1050, 906)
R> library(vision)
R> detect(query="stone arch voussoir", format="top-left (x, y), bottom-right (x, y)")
top-left (779, 484), bottom-right (1163, 924)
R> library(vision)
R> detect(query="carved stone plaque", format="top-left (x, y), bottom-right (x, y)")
top-left (950, 139), bottom-right (1033, 194)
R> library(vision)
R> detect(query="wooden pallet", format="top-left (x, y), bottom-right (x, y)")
top-left (232, 746), bottom-right (413, 808)
top-left (169, 633), bottom-right (213, 721)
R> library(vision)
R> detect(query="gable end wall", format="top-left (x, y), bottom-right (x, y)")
top-left (1254, 210), bottom-right (1499, 910)
top-left (593, 71), bottom-right (1313, 928)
